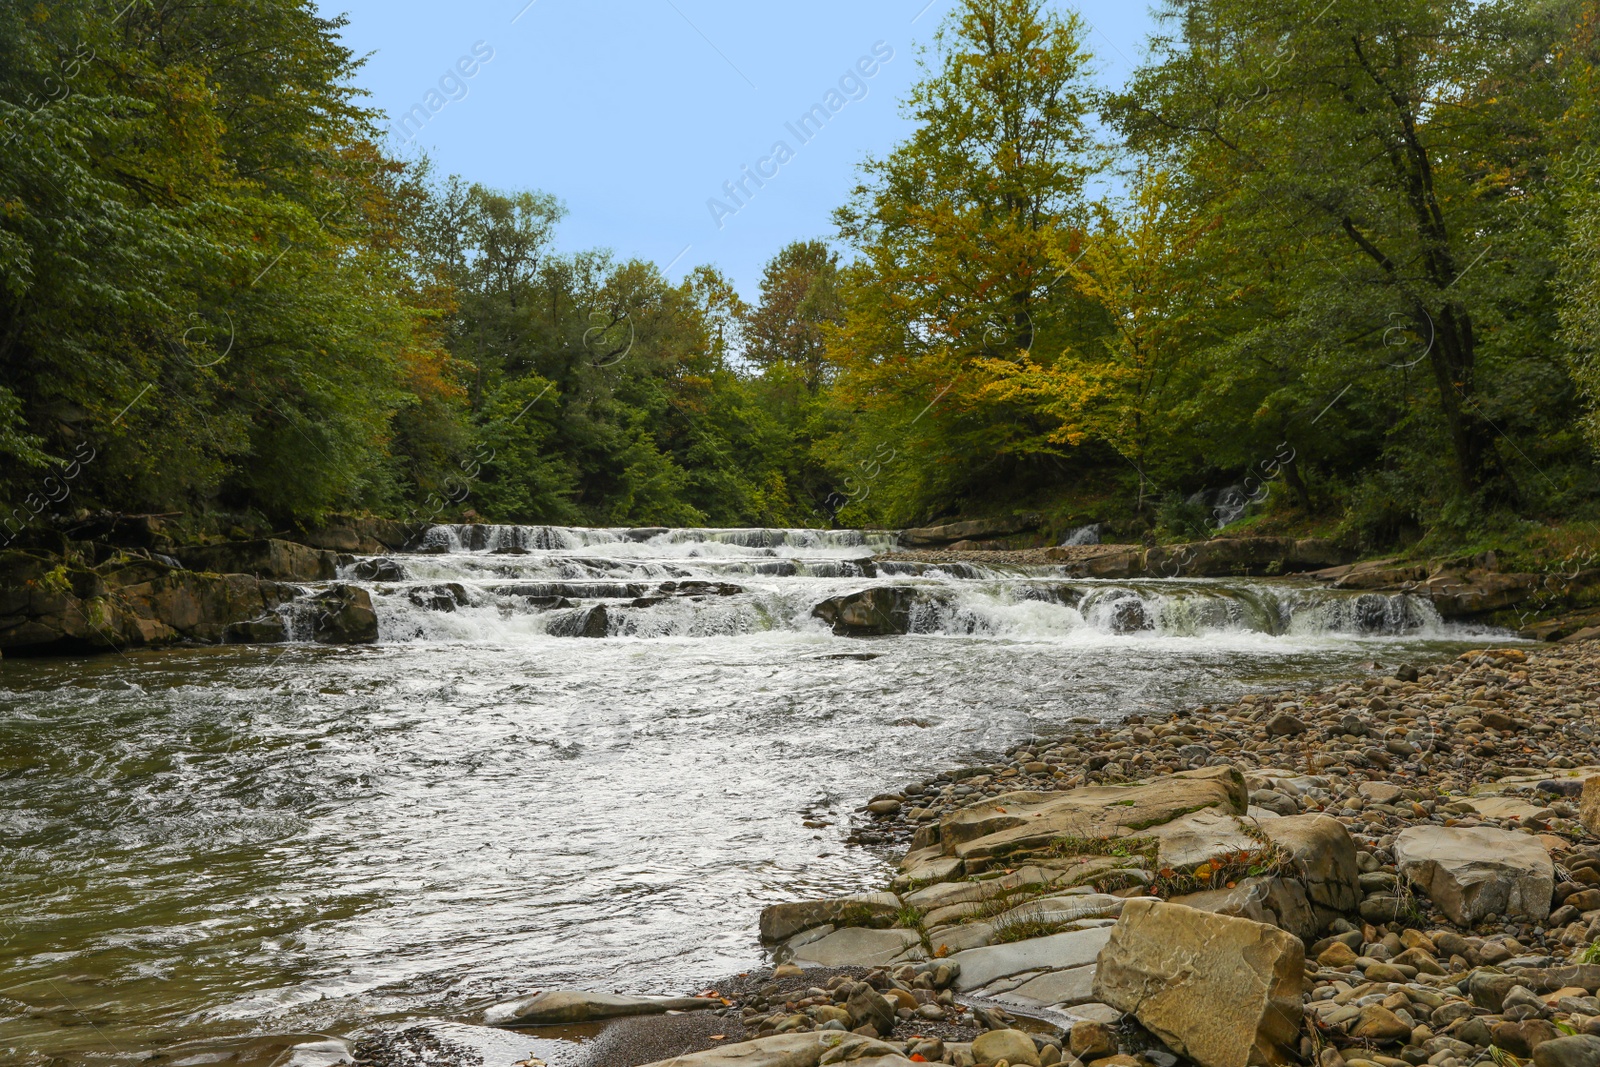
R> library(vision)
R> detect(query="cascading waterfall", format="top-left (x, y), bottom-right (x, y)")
top-left (330, 524), bottom-right (1473, 644)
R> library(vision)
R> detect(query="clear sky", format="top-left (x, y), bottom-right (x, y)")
top-left (316, 0), bottom-right (1159, 298)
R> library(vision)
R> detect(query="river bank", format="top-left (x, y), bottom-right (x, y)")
top-left (389, 635), bottom-right (1600, 1067)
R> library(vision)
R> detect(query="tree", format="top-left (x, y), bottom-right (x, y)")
top-left (1106, 0), bottom-right (1582, 501)
top-left (826, 0), bottom-right (1105, 522)
top-left (742, 240), bottom-right (840, 393)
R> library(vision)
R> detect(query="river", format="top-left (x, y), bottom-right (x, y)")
top-left (0, 526), bottom-right (1507, 1064)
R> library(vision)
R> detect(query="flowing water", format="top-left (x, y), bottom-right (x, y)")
top-left (0, 526), bottom-right (1512, 1064)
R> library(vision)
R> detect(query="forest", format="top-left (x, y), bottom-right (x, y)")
top-left (3, 0), bottom-right (1599, 555)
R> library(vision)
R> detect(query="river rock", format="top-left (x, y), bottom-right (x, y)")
top-left (299, 516), bottom-right (413, 554)
top-left (1535, 1035), bottom-right (1600, 1067)
top-left (174, 538), bottom-right (339, 581)
top-left (1093, 900), bottom-right (1304, 1067)
top-left (937, 765), bottom-right (1246, 865)
top-left (1351, 1005), bottom-right (1413, 1043)
top-left (635, 1032), bottom-right (903, 1067)
top-left (483, 989), bottom-right (721, 1025)
top-left (901, 516), bottom-right (1038, 546)
top-left (307, 584), bottom-right (379, 644)
top-left (1394, 825), bottom-right (1554, 925)
top-left (1169, 875), bottom-right (1320, 942)
top-left (1143, 537), bottom-right (1350, 578)
top-left (760, 892), bottom-right (902, 943)
top-left (950, 925), bottom-right (1112, 991)
top-left (0, 548), bottom-right (301, 652)
top-left (972, 1029), bottom-right (1042, 1067)
top-left (1580, 778), bottom-right (1600, 838)
top-left (811, 587), bottom-right (938, 636)
top-left (845, 985), bottom-right (897, 1037)
top-left (789, 927), bottom-right (926, 968)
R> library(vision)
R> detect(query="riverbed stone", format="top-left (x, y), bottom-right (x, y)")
top-left (1001, 964), bottom-right (1098, 1008)
top-left (1534, 1035), bottom-right (1600, 1067)
top-left (483, 989), bottom-right (721, 1026)
top-left (305, 583), bottom-right (378, 644)
top-left (937, 765), bottom-right (1247, 866)
top-left (1169, 875), bottom-right (1320, 942)
top-left (1580, 779), bottom-right (1600, 838)
top-left (789, 927), bottom-right (926, 968)
top-left (760, 892), bottom-right (903, 943)
top-left (1093, 899), bottom-right (1304, 1067)
top-left (972, 1029), bottom-right (1043, 1067)
top-left (174, 538), bottom-right (339, 581)
top-left (1395, 825), bottom-right (1554, 925)
top-left (1257, 815), bottom-right (1362, 921)
top-left (634, 1032), bottom-right (863, 1067)
top-left (949, 925), bottom-right (1113, 991)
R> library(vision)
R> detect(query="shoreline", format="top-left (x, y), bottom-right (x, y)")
top-left (402, 635), bottom-right (1600, 1067)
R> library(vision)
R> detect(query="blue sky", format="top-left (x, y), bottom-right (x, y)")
top-left (317, 0), bottom-right (1160, 298)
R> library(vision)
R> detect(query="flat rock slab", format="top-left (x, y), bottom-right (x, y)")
top-left (951, 925), bottom-right (1113, 991)
top-left (939, 766), bottom-right (1247, 867)
top-left (1061, 1002), bottom-right (1124, 1025)
top-left (635, 1031), bottom-right (899, 1067)
top-left (1395, 825), bottom-right (1554, 926)
top-left (789, 926), bottom-right (926, 968)
top-left (483, 990), bottom-right (721, 1026)
top-left (759, 891), bottom-right (902, 943)
top-left (1094, 899), bottom-right (1305, 1067)
top-left (1469, 796), bottom-right (1554, 822)
top-left (999, 964), bottom-right (1099, 1008)
top-left (1146, 809), bottom-right (1258, 869)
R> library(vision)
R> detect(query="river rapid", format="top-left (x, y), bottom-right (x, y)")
top-left (0, 526), bottom-right (1510, 1064)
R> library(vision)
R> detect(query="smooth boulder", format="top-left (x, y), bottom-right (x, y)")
top-left (1535, 1035), bottom-right (1600, 1067)
top-left (1394, 825), bottom-right (1554, 926)
top-left (971, 1029), bottom-right (1042, 1067)
top-left (483, 989), bottom-right (721, 1026)
top-left (1093, 899), bottom-right (1305, 1067)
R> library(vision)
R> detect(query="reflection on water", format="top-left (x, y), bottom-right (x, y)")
top-left (0, 527), bottom-right (1510, 1064)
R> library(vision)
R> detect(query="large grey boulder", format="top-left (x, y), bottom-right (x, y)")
top-left (483, 989), bottom-right (721, 1026)
top-left (1395, 825), bottom-right (1554, 926)
top-left (1093, 899), bottom-right (1305, 1067)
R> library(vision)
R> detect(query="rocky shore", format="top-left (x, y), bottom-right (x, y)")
top-left (457, 637), bottom-right (1600, 1067)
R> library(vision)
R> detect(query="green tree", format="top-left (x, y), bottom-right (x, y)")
top-left (1106, 0), bottom-right (1584, 511)
top-left (826, 0), bottom-right (1106, 523)
top-left (742, 240), bottom-right (841, 393)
